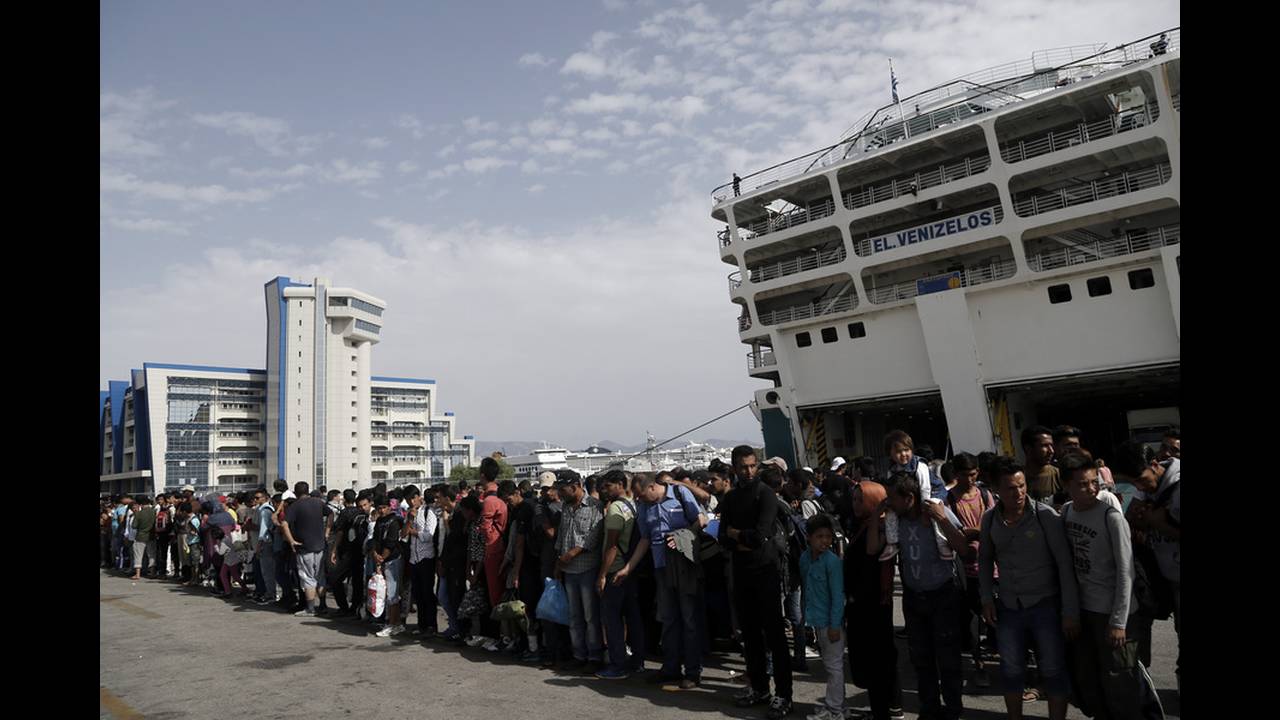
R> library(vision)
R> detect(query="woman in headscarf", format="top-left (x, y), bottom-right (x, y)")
top-left (841, 480), bottom-right (906, 720)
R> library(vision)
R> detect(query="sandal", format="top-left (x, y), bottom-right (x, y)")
top-left (1022, 688), bottom-right (1041, 702)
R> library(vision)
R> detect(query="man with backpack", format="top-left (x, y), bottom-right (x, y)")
top-left (616, 470), bottom-right (706, 689)
top-left (153, 494), bottom-right (173, 579)
top-left (130, 496), bottom-right (157, 581)
top-left (403, 485), bottom-right (439, 637)
top-left (718, 446), bottom-right (793, 718)
top-left (944, 452), bottom-right (997, 686)
top-left (595, 470), bottom-right (646, 680)
top-left (328, 490), bottom-right (367, 615)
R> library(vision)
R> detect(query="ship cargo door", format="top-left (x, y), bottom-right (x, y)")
top-left (798, 391), bottom-right (948, 475)
top-left (761, 408), bottom-right (798, 471)
top-left (985, 362), bottom-right (1179, 462)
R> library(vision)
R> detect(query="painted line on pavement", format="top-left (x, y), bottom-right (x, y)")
top-left (100, 687), bottom-right (143, 720)
top-left (100, 596), bottom-right (162, 619)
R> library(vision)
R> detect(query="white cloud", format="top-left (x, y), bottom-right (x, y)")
top-left (650, 121), bottom-right (678, 136)
top-left (326, 159), bottom-right (382, 185)
top-left (463, 156), bottom-right (510, 173)
top-left (106, 217), bottom-right (190, 235)
top-left (100, 170), bottom-right (285, 205)
top-left (463, 117), bottom-right (500, 134)
top-left (467, 139), bottom-right (499, 152)
top-left (565, 92), bottom-right (651, 114)
top-left (397, 160), bottom-right (419, 174)
top-left (561, 52), bottom-right (609, 77)
top-left (397, 114), bottom-right (425, 139)
top-left (583, 127), bottom-right (618, 142)
top-left (427, 163), bottom-right (462, 179)
top-left (526, 183), bottom-right (546, 194)
top-left (100, 88), bottom-right (176, 159)
top-left (191, 111), bottom-right (299, 156)
top-left (437, 143), bottom-right (457, 158)
top-left (664, 95), bottom-right (708, 121)
top-left (362, 137), bottom-right (390, 149)
top-left (518, 52), bottom-right (555, 67)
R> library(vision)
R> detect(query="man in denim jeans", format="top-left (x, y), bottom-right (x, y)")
top-left (980, 458), bottom-right (1080, 720)
top-left (870, 470), bottom-right (971, 720)
top-left (553, 473), bottom-right (605, 674)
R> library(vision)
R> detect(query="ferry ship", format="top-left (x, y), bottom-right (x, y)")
top-left (711, 29), bottom-right (1180, 471)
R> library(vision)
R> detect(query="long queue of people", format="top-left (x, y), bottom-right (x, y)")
top-left (99, 425), bottom-right (1180, 720)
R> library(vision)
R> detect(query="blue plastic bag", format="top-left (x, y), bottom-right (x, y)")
top-left (536, 577), bottom-right (570, 626)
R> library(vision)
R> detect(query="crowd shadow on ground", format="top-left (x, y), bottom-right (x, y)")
top-left (149, 575), bottom-right (1174, 720)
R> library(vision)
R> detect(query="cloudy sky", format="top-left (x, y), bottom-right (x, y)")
top-left (101, 0), bottom-right (1179, 449)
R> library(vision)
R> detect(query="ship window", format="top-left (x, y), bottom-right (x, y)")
top-left (1086, 277), bottom-right (1112, 297)
top-left (1128, 268), bottom-right (1155, 290)
top-left (848, 322), bottom-right (866, 339)
top-left (821, 327), bottom-right (838, 344)
top-left (1048, 284), bottom-right (1072, 304)
top-left (796, 332), bottom-right (812, 348)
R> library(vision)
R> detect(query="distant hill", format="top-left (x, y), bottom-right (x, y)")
top-left (476, 436), bottom-right (762, 458)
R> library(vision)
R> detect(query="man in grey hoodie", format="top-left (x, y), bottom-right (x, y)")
top-left (979, 458), bottom-right (1079, 720)
top-left (1059, 450), bottom-right (1156, 719)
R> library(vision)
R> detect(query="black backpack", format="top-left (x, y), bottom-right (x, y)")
top-left (617, 499), bottom-right (644, 563)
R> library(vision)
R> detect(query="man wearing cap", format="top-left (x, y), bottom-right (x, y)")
top-left (554, 471), bottom-right (606, 673)
top-left (830, 457), bottom-right (847, 475)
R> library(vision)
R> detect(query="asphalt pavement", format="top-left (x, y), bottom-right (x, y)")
top-left (100, 570), bottom-right (1180, 719)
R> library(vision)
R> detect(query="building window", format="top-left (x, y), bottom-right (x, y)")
top-left (298, 319), bottom-right (302, 327)
top-left (1048, 284), bottom-right (1072, 304)
top-left (355, 319), bottom-right (381, 335)
top-left (351, 386), bottom-right (357, 392)
top-left (848, 322), bottom-right (866, 339)
top-left (821, 327), bottom-right (838, 344)
top-left (1128, 268), bottom-right (1155, 290)
top-left (796, 332), bottom-right (812, 348)
top-left (1086, 276), bottom-right (1112, 297)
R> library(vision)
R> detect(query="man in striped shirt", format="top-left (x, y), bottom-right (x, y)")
top-left (554, 473), bottom-right (606, 673)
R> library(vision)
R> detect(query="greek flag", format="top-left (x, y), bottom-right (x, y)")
top-left (890, 61), bottom-right (899, 103)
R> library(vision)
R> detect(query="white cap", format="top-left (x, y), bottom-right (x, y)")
top-left (538, 471), bottom-right (557, 488)
top-left (829, 457), bottom-right (847, 471)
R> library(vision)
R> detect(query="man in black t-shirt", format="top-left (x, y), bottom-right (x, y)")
top-left (372, 493), bottom-right (406, 637)
top-left (326, 490), bottom-right (363, 614)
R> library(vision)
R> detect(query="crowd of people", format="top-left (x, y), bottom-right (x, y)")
top-left (100, 425), bottom-right (1180, 720)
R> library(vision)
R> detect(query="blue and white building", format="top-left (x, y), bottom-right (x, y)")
top-left (99, 276), bottom-right (475, 497)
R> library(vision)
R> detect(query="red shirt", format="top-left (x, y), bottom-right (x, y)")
top-left (480, 493), bottom-right (508, 554)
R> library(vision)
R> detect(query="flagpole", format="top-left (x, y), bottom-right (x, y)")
top-left (890, 58), bottom-right (909, 138)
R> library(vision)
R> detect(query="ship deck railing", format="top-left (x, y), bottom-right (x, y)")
top-left (1001, 99), bottom-right (1162, 164)
top-left (738, 315), bottom-right (753, 332)
top-left (711, 28), bottom-right (1179, 205)
top-left (867, 258), bottom-right (1019, 305)
top-left (758, 291), bottom-right (858, 326)
top-left (743, 246), bottom-right (848, 287)
top-left (1013, 162), bottom-right (1172, 217)
top-left (747, 350), bottom-right (778, 371)
top-left (734, 196), bottom-right (838, 243)
top-left (842, 154), bottom-right (992, 212)
top-left (1028, 225), bottom-right (1180, 272)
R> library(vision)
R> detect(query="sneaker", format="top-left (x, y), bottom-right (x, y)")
top-left (465, 635), bottom-right (488, 647)
top-left (842, 710), bottom-right (872, 720)
top-left (294, 608), bottom-right (316, 617)
top-left (595, 667), bottom-right (631, 680)
top-left (482, 638), bottom-right (501, 652)
top-left (519, 650), bottom-right (542, 663)
top-left (735, 689), bottom-right (773, 707)
top-left (439, 629), bottom-right (461, 641)
top-left (877, 543), bottom-right (899, 562)
top-left (804, 646), bottom-right (821, 659)
top-left (254, 597), bottom-right (273, 606)
top-left (806, 709), bottom-right (836, 720)
top-left (661, 677), bottom-right (699, 691)
top-left (767, 696), bottom-right (793, 719)
top-left (888, 707), bottom-right (905, 720)
top-left (375, 624), bottom-right (406, 638)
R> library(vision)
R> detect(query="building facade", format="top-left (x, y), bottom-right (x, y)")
top-left (99, 276), bottom-right (475, 497)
